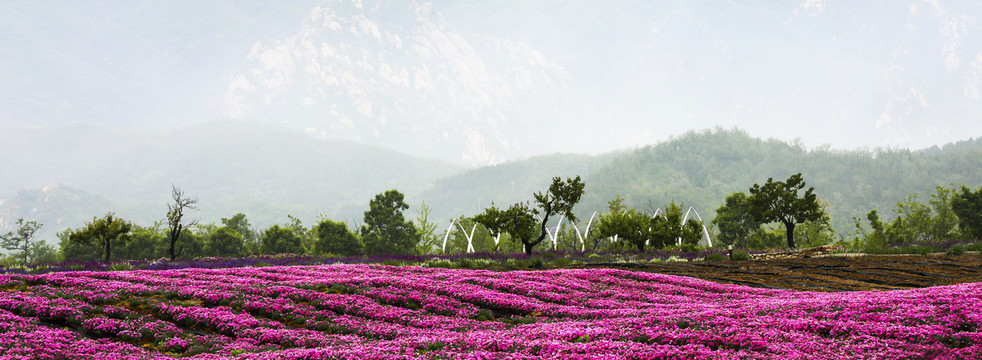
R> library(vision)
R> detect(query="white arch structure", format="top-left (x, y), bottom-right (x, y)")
top-left (682, 206), bottom-right (713, 248)
top-left (444, 212), bottom-right (604, 253)
top-left (538, 214), bottom-right (566, 250)
top-left (570, 211), bottom-right (599, 252)
top-left (442, 219), bottom-right (477, 253)
top-left (645, 206), bottom-right (714, 247)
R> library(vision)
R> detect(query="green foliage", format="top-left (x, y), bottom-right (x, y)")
top-left (259, 225), bottom-right (303, 255)
top-left (731, 250), bottom-right (751, 261)
top-left (712, 192), bottom-right (761, 248)
top-left (361, 190), bottom-right (420, 256)
top-left (744, 225), bottom-right (785, 249)
top-left (286, 215), bottom-right (316, 254)
top-left (704, 252), bottom-right (726, 261)
top-left (59, 228), bottom-right (101, 262)
top-left (0, 219), bottom-right (48, 265)
top-left (853, 185), bottom-right (970, 252)
top-left (792, 200), bottom-right (836, 248)
top-left (414, 202), bottom-right (441, 255)
top-left (952, 185), bottom-right (982, 240)
top-left (68, 212), bottom-right (133, 263)
top-left (315, 219), bottom-right (362, 257)
top-left (651, 201), bottom-right (704, 249)
top-left (947, 244), bottom-right (965, 256)
top-left (208, 227), bottom-right (247, 258)
top-left (221, 213), bottom-right (258, 253)
top-left (474, 176), bottom-right (585, 256)
top-left (747, 173), bottom-right (824, 248)
top-left (927, 185), bottom-right (961, 242)
top-left (576, 129), bottom-right (982, 241)
top-left (113, 224), bottom-right (165, 261)
top-left (594, 206), bottom-right (649, 251)
top-left (473, 203), bottom-right (538, 254)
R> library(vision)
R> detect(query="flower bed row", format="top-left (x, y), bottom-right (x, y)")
top-left (0, 264), bottom-right (980, 359)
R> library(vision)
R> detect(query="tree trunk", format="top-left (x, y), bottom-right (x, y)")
top-left (104, 240), bottom-right (111, 263)
top-left (785, 222), bottom-right (796, 249)
top-left (169, 224), bottom-right (182, 261)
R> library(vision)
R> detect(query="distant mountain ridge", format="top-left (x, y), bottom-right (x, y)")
top-left (0, 120), bottom-right (461, 242)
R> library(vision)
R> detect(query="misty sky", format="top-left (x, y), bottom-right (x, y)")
top-left (3, 0), bottom-right (982, 162)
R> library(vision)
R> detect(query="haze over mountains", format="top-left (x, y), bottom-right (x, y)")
top-left (3, 0), bottom-right (982, 242)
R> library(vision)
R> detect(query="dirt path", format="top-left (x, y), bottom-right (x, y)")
top-left (579, 254), bottom-right (982, 292)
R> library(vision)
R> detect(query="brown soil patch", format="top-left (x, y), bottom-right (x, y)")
top-left (579, 254), bottom-right (982, 292)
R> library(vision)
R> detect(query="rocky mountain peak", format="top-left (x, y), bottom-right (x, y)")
top-left (224, 0), bottom-right (575, 165)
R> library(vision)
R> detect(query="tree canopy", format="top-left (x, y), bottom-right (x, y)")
top-left (0, 219), bottom-right (46, 265)
top-left (260, 224), bottom-right (303, 255)
top-left (952, 185), bottom-right (982, 240)
top-left (315, 219), bottom-right (362, 256)
top-left (68, 212), bottom-right (133, 263)
top-left (361, 190), bottom-right (419, 256)
top-left (208, 227), bottom-right (247, 258)
top-left (594, 206), bottom-right (650, 251)
top-left (747, 173), bottom-right (824, 248)
top-left (712, 192), bottom-right (760, 248)
top-left (474, 176), bottom-right (585, 255)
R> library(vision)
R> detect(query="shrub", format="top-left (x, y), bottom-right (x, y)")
top-left (704, 253), bottom-right (726, 262)
top-left (947, 244), bottom-right (965, 256)
top-left (550, 257), bottom-right (572, 267)
top-left (456, 258), bottom-right (475, 269)
top-left (731, 250), bottom-right (751, 261)
top-left (472, 309), bottom-right (494, 321)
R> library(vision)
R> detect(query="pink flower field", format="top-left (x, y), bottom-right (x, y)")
top-left (0, 264), bottom-right (979, 359)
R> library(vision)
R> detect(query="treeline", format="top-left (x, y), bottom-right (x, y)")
top-left (4, 171), bottom-right (982, 268)
top-left (580, 128), bottom-right (982, 235)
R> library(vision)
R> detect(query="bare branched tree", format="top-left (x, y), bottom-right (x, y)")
top-left (167, 185), bottom-right (198, 260)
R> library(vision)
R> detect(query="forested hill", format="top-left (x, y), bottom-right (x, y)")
top-left (420, 129), bottom-right (982, 235)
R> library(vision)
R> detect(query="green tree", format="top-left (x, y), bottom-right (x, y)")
top-left (0, 219), bottom-right (45, 265)
top-left (208, 227), bottom-right (246, 258)
top-left (473, 202), bottom-right (539, 254)
top-left (222, 213), bottom-right (258, 252)
top-left (59, 228), bottom-right (101, 262)
top-left (68, 212), bottom-right (133, 263)
top-left (926, 185), bottom-right (962, 242)
top-left (953, 185), bottom-right (982, 240)
top-left (314, 219), bottom-right (362, 256)
top-left (650, 201), bottom-right (703, 249)
top-left (594, 206), bottom-right (649, 251)
top-left (260, 224), bottom-right (303, 255)
top-left (166, 186), bottom-right (198, 261)
top-left (414, 202), bottom-right (441, 255)
top-left (793, 200), bottom-right (836, 248)
top-left (888, 193), bottom-right (933, 244)
top-left (114, 223), bottom-right (165, 260)
top-left (360, 190), bottom-right (420, 256)
top-left (712, 192), bottom-right (761, 248)
top-left (287, 215), bottom-right (316, 254)
top-left (474, 176), bottom-right (585, 256)
top-left (747, 173), bottom-right (824, 248)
